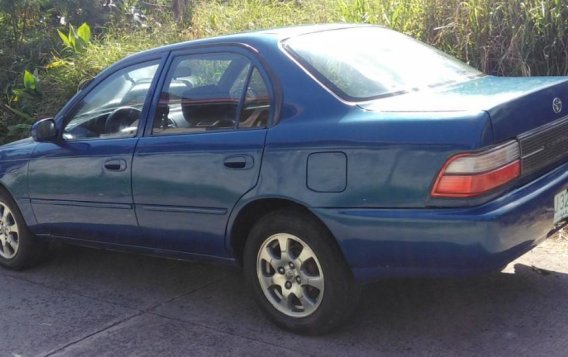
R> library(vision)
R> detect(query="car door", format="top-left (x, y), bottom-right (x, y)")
top-left (28, 58), bottom-right (163, 241)
top-left (132, 48), bottom-right (274, 257)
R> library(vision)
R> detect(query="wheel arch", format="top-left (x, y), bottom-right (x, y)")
top-left (227, 197), bottom-right (348, 267)
top-left (0, 180), bottom-right (14, 198)
top-left (0, 179), bottom-right (37, 228)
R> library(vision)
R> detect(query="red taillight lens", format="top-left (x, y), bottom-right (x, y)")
top-left (431, 141), bottom-right (521, 198)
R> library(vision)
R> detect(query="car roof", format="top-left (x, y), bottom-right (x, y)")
top-left (123, 23), bottom-right (374, 62)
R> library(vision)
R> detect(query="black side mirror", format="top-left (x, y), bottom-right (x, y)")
top-left (31, 118), bottom-right (57, 142)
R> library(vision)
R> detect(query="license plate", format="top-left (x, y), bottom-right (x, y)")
top-left (554, 189), bottom-right (568, 224)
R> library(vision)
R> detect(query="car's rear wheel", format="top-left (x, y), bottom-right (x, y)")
top-left (243, 210), bottom-right (361, 335)
top-left (0, 191), bottom-right (47, 270)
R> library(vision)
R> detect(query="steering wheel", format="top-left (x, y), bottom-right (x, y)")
top-left (104, 106), bottom-right (141, 134)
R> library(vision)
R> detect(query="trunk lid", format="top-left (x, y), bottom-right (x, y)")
top-left (361, 75), bottom-right (568, 178)
top-left (360, 75), bottom-right (568, 143)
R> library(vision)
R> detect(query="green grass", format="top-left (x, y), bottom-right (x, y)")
top-left (35, 25), bottom-right (188, 119)
top-left (2, 0), bottom-right (568, 143)
top-left (191, 0), bottom-right (568, 76)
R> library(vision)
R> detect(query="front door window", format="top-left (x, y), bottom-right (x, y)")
top-left (63, 61), bottom-right (159, 140)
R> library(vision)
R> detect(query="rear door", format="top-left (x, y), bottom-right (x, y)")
top-left (132, 48), bottom-right (274, 256)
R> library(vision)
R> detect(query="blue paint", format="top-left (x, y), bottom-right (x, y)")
top-left (0, 24), bottom-right (566, 282)
top-left (306, 152), bottom-right (347, 193)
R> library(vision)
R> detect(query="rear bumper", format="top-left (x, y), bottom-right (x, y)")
top-left (314, 161), bottom-right (568, 282)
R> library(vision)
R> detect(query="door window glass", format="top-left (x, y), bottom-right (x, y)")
top-left (63, 61), bottom-right (159, 140)
top-left (153, 53), bottom-right (252, 135)
top-left (238, 68), bottom-right (271, 128)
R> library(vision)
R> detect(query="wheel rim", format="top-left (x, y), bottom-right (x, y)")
top-left (256, 233), bottom-right (324, 318)
top-left (0, 202), bottom-right (19, 260)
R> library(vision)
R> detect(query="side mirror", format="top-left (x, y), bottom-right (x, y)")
top-left (31, 118), bottom-right (57, 142)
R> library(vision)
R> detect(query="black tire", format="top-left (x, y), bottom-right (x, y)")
top-left (243, 209), bottom-right (361, 335)
top-left (0, 190), bottom-right (48, 270)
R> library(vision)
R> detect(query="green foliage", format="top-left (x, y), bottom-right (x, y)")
top-left (1, 0), bottom-right (568, 145)
top-left (23, 70), bottom-right (38, 92)
top-left (8, 69), bottom-right (39, 109)
top-left (57, 22), bottom-right (91, 52)
top-left (190, 0), bottom-right (568, 76)
top-left (1, 68), bottom-right (40, 141)
top-left (57, 28), bottom-right (72, 48)
top-left (34, 23), bottom-right (187, 124)
top-left (77, 22), bottom-right (92, 44)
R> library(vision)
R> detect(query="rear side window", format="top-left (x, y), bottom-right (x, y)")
top-left (152, 53), bottom-right (271, 135)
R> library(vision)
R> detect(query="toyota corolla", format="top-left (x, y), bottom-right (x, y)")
top-left (0, 24), bottom-right (567, 334)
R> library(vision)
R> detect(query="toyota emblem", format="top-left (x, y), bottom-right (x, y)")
top-left (553, 97), bottom-right (563, 114)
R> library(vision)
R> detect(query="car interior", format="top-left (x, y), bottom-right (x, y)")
top-left (153, 55), bottom-right (271, 135)
top-left (63, 54), bottom-right (271, 140)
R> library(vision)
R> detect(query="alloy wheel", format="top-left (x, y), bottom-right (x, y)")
top-left (256, 233), bottom-right (324, 318)
top-left (0, 202), bottom-right (19, 259)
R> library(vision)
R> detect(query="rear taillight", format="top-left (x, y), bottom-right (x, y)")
top-left (431, 141), bottom-right (521, 198)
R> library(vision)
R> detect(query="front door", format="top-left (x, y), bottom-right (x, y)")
top-left (28, 59), bottom-right (161, 241)
top-left (132, 50), bottom-right (274, 257)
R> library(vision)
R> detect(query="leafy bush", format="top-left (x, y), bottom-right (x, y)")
top-left (57, 22), bottom-right (92, 52)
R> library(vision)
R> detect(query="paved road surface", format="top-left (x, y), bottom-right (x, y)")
top-left (1, 239), bottom-right (567, 356)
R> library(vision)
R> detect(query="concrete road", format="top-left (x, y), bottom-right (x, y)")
top-left (1, 239), bottom-right (567, 357)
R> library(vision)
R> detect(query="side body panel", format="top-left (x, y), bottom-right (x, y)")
top-left (131, 46), bottom-right (272, 257)
top-left (24, 52), bottom-right (168, 241)
top-left (246, 39), bottom-right (494, 210)
top-left (28, 138), bottom-right (138, 240)
top-left (133, 130), bottom-right (266, 256)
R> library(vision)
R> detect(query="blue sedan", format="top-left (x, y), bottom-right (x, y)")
top-left (1, 24), bottom-right (567, 334)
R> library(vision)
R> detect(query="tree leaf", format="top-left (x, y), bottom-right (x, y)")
top-left (68, 25), bottom-right (76, 50)
top-left (23, 70), bottom-right (37, 91)
top-left (57, 29), bottom-right (71, 47)
top-left (77, 23), bottom-right (92, 45)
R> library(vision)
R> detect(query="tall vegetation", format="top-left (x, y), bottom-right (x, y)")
top-left (191, 0), bottom-right (568, 76)
top-left (1, 0), bottom-right (567, 143)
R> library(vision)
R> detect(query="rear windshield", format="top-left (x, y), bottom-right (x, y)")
top-left (283, 27), bottom-right (482, 101)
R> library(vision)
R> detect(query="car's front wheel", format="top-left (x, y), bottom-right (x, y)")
top-left (244, 210), bottom-right (361, 335)
top-left (0, 190), bottom-right (47, 270)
